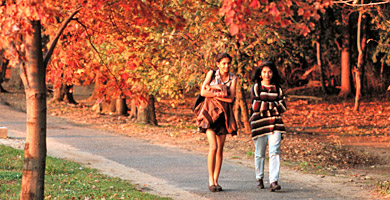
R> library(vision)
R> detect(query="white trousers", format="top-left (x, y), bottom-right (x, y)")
top-left (253, 132), bottom-right (281, 183)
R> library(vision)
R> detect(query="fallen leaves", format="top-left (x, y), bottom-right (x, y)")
top-left (1, 90), bottom-right (390, 175)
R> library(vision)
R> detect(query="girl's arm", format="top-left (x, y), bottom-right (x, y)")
top-left (200, 70), bottom-right (217, 98)
top-left (215, 77), bottom-right (237, 103)
top-left (249, 84), bottom-right (257, 116)
top-left (251, 83), bottom-right (263, 113)
top-left (274, 87), bottom-right (287, 113)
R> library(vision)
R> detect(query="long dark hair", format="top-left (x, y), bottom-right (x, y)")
top-left (216, 52), bottom-right (232, 63)
top-left (251, 61), bottom-right (281, 85)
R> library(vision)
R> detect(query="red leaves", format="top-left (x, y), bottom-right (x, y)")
top-left (219, 0), bottom-right (332, 40)
top-left (120, 73), bottom-right (130, 80)
top-left (230, 23), bottom-right (239, 36)
top-left (129, 63), bottom-right (136, 70)
top-left (269, 2), bottom-right (279, 16)
top-left (303, 10), bottom-right (313, 20)
top-left (298, 8), bottom-right (305, 16)
top-left (299, 24), bottom-right (311, 37)
top-left (134, 17), bottom-right (148, 26)
top-left (281, 19), bottom-right (291, 27)
top-left (249, 0), bottom-right (260, 8)
top-left (123, 90), bottom-right (133, 97)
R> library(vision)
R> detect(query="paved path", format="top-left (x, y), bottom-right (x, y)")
top-left (0, 103), bottom-right (375, 200)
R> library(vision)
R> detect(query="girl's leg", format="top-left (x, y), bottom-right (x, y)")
top-left (206, 129), bottom-right (217, 186)
top-left (254, 136), bottom-right (268, 180)
top-left (268, 132), bottom-right (281, 184)
top-left (213, 134), bottom-right (226, 186)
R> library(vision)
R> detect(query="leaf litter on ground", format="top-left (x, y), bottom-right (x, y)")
top-left (1, 89), bottom-right (390, 198)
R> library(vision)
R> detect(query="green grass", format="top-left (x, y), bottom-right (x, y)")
top-left (246, 151), bottom-right (254, 158)
top-left (0, 145), bottom-right (170, 200)
top-left (377, 180), bottom-right (390, 196)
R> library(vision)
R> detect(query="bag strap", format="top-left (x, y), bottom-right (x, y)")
top-left (209, 70), bottom-right (216, 84)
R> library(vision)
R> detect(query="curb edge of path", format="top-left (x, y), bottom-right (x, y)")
top-left (0, 136), bottom-right (208, 200)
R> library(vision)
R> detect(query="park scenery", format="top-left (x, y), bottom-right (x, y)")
top-left (1, 0), bottom-right (390, 199)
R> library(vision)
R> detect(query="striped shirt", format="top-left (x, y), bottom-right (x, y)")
top-left (249, 83), bottom-right (287, 139)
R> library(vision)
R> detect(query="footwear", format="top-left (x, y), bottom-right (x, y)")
top-left (215, 185), bottom-right (223, 191)
top-left (270, 181), bottom-right (281, 192)
top-left (208, 185), bottom-right (217, 192)
top-left (256, 179), bottom-right (264, 189)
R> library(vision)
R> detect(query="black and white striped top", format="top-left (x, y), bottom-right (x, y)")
top-left (249, 83), bottom-right (287, 139)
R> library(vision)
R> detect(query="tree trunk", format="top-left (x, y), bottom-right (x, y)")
top-left (86, 73), bottom-right (102, 103)
top-left (92, 96), bottom-right (128, 116)
top-left (52, 84), bottom-right (65, 102)
top-left (137, 95), bottom-right (157, 125)
top-left (0, 52), bottom-right (9, 93)
top-left (106, 96), bottom-right (128, 115)
top-left (18, 10), bottom-right (79, 199)
top-left (354, 10), bottom-right (367, 112)
top-left (52, 83), bottom-right (78, 104)
top-left (116, 97), bottom-right (128, 115)
top-left (137, 100), bottom-right (148, 124)
top-left (316, 42), bottom-right (328, 94)
top-left (233, 99), bottom-right (243, 129)
top-left (129, 99), bottom-right (137, 118)
top-left (148, 95), bottom-right (157, 125)
top-left (105, 99), bottom-right (114, 114)
top-left (354, 71), bottom-right (362, 111)
top-left (5, 60), bottom-right (24, 90)
top-left (20, 20), bottom-right (47, 200)
top-left (338, 10), bottom-right (352, 98)
top-left (64, 85), bottom-right (77, 104)
top-left (317, 15), bottom-right (328, 94)
top-left (237, 84), bottom-right (250, 134)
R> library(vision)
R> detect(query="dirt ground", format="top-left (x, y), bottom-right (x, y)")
top-left (1, 86), bottom-right (390, 199)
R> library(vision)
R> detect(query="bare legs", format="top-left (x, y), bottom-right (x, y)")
top-left (206, 129), bottom-right (226, 187)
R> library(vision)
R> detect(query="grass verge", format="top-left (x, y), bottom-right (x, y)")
top-left (377, 180), bottom-right (390, 196)
top-left (0, 145), bottom-right (170, 200)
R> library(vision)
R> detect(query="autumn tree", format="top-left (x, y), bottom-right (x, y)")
top-left (141, 1), bottom-right (277, 133)
top-left (1, 1), bottom-right (84, 198)
top-left (1, 0), bottom-right (185, 198)
top-left (217, 0), bottom-right (335, 132)
top-left (371, 3), bottom-right (390, 85)
top-left (340, 0), bottom-right (390, 111)
top-left (219, 0), bottom-right (390, 96)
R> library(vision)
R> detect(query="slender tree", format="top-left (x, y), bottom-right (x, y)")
top-left (19, 20), bottom-right (46, 200)
top-left (1, 1), bottom-right (184, 197)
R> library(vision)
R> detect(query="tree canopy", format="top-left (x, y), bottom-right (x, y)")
top-left (1, 0), bottom-right (390, 104)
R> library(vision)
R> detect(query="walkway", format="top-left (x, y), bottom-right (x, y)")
top-left (0, 103), bottom-right (373, 200)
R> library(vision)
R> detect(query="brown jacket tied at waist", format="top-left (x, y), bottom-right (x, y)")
top-left (194, 97), bottom-right (237, 134)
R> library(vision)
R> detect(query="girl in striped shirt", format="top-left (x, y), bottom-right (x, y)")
top-left (250, 61), bottom-right (287, 192)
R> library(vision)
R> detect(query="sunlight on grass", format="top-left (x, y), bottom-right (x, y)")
top-left (377, 180), bottom-right (390, 196)
top-left (246, 151), bottom-right (254, 158)
top-left (0, 145), bottom-right (170, 200)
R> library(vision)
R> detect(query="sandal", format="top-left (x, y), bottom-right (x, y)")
top-left (208, 185), bottom-right (217, 192)
top-left (215, 185), bottom-right (223, 191)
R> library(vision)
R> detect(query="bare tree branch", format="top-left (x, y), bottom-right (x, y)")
top-left (334, 0), bottom-right (390, 6)
top-left (43, 8), bottom-right (81, 68)
top-left (75, 19), bottom-right (125, 96)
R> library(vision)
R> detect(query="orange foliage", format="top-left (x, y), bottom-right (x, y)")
top-left (220, 0), bottom-right (333, 40)
top-left (1, 0), bottom-right (185, 101)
